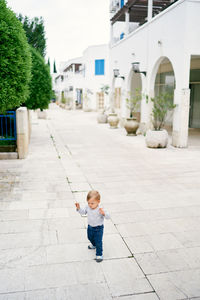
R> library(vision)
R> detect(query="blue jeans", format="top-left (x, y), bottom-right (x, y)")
top-left (87, 225), bottom-right (104, 256)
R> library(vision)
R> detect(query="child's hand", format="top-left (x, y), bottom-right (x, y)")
top-left (99, 208), bottom-right (105, 216)
top-left (75, 202), bottom-right (80, 210)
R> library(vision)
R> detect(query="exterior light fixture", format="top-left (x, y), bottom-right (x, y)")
top-left (113, 68), bottom-right (125, 80)
top-left (132, 62), bottom-right (146, 76)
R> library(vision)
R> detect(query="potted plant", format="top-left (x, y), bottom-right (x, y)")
top-left (97, 85), bottom-right (110, 124)
top-left (145, 93), bottom-right (176, 148)
top-left (107, 91), bottom-right (119, 129)
top-left (60, 93), bottom-right (66, 109)
top-left (65, 97), bottom-right (73, 110)
top-left (124, 89), bottom-right (142, 135)
top-left (97, 107), bottom-right (109, 123)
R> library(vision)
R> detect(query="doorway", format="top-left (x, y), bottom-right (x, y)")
top-left (189, 83), bottom-right (200, 128)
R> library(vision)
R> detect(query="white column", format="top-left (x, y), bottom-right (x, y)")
top-left (110, 22), bottom-right (114, 45)
top-left (16, 107), bottom-right (29, 159)
top-left (148, 0), bottom-right (153, 21)
top-left (125, 10), bottom-right (130, 36)
top-left (171, 54), bottom-right (191, 148)
top-left (172, 88), bottom-right (190, 148)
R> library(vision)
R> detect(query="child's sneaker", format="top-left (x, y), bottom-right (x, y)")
top-left (88, 244), bottom-right (96, 249)
top-left (96, 255), bottom-right (103, 262)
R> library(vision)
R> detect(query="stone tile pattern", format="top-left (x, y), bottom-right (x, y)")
top-left (0, 104), bottom-right (200, 299)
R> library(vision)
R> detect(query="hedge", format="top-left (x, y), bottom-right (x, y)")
top-left (25, 47), bottom-right (52, 110)
top-left (0, 0), bottom-right (31, 113)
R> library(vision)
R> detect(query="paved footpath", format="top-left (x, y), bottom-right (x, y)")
top-left (0, 104), bottom-right (200, 300)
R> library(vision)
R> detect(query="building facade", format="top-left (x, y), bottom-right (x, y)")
top-left (54, 44), bottom-right (110, 111)
top-left (109, 0), bottom-right (200, 147)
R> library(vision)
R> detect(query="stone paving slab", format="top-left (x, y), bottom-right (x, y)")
top-left (0, 210), bottom-right (28, 221)
top-left (124, 233), bottom-right (184, 254)
top-left (148, 269), bottom-right (200, 299)
top-left (28, 208), bottom-right (70, 219)
top-left (0, 246), bottom-right (47, 268)
top-left (102, 258), bottom-right (153, 297)
top-left (114, 293), bottom-right (159, 300)
top-left (0, 219), bottom-right (48, 234)
top-left (0, 230), bottom-right (57, 250)
top-left (47, 217), bottom-right (85, 231)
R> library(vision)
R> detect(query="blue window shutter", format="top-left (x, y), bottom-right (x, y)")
top-left (121, 0), bottom-right (124, 8)
top-left (120, 32), bottom-right (124, 40)
top-left (95, 59), bottom-right (105, 75)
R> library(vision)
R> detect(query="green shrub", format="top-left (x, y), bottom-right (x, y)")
top-left (0, 0), bottom-right (32, 113)
top-left (25, 47), bottom-right (52, 110)
top-left (147, 93), bottom-right (176, 130)
top-left (61, 92), bottom-right (66, 104)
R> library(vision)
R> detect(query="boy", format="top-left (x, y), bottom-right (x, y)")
top-left (75, 190), bottom-right (110, 262)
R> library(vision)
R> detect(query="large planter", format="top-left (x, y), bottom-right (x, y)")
top-left (97, 112), bottom-right (107, 124)
top-left (107, 113), bottom-right (119, 129)
top-left (124, 118), bottom-right (139, 136)
top-left (145, 129), bottom-right (168, 148)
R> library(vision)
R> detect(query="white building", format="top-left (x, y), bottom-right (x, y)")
top-left (54, 44), bottom-right (110, 111)
top-left (109, 0), bottom-right (200, 147)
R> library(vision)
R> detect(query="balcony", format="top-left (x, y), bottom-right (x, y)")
top-left (110, 0), bottom-right (178, 25)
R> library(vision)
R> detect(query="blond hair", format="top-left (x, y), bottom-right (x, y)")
top-left (87, 190), bottom-right (100, 201)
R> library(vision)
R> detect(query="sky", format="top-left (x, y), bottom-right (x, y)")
top-left (7, 0), bottom-right (110, 69)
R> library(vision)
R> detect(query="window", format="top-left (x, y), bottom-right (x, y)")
top-left (120, 32), bottom-right (124, 40)
top-left (95, 59), bottom-right (105, 76)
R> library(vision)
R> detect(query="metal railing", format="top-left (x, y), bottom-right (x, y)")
top-left (0, 111), bottom-right (17, 141)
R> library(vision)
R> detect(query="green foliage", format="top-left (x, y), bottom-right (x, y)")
top-left (147, 93), bottom-right (176, 130)
top-left (51, 89), bottom-right (56, 100)
top-left (53, 60), bottom-right (57, 73)
top-left (0, 0), bottom-right (32, 114)
top-left (126, 88), bottom-right (142, 118)
top-left (18, 14), bottom-right (46, 57)
top-left (0, 139), bottom-right (16, 145)
top-left (100, 85), bottom-right (109, 95)
top-left (61, 92), bottom-right (66, 104)
top-left (25, 47), bottom-right (52, 110)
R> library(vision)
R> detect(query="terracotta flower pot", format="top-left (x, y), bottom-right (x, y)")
top-left (124, 118), bottom-right (139, 135)
top-left (145, 129), bottom-right (168, 148)
top-left (107, 113), bottom-right (119, 129)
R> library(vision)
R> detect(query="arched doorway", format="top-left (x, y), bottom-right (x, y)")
top-left (189, 56), bottom-right (200, 129)
top-left (154, 57), bottom-right (176, 128)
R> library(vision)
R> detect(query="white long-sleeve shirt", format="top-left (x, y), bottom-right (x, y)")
top-left (77, 204), bottom-right (110, 227)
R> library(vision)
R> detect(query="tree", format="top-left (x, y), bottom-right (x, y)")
top-left (0, 0), bottom-right (32, 114)
top-left (18, 14), bottom-right (46, 57)
top-left (53, 60), bottom-right (57, 73)
top-left (25, 47), bottom-right (52, 110)
top-left (47, 57), bottom-right (50, 68)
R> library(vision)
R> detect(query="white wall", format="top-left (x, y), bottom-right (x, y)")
top-left (54, 44), bottom-right (110, 111)
top-left (82, 44), bottom-right (110, 110)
